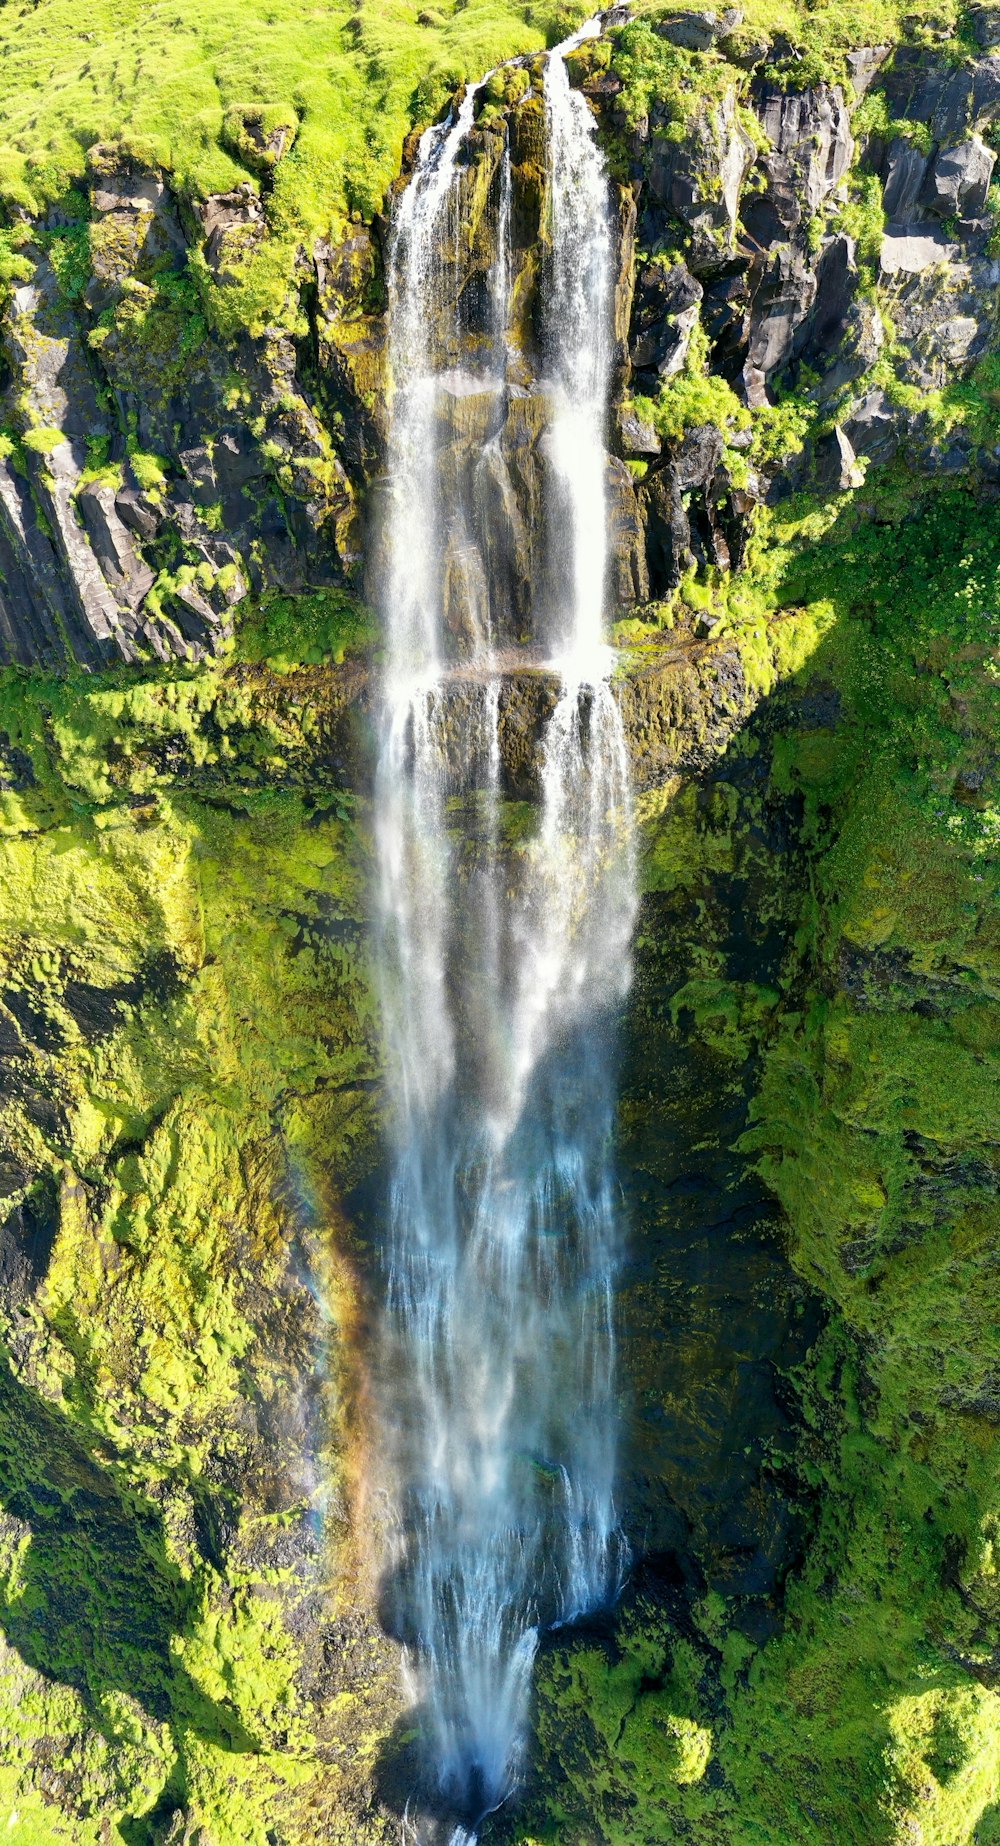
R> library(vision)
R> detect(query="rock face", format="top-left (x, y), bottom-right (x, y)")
top-left (0, 143), bottom-right (363, 669)
top-left (3, 36), bottom-right (1000, 672)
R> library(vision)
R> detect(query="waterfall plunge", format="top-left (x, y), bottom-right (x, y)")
top-left (374, 20), bottom-right (637, 1834)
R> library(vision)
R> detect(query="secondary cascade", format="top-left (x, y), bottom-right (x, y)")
top-left (373, 16), bottom-right (637, 1835)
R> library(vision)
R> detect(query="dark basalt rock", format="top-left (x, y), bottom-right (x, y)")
top-left (922, 135), bottom-right (997, 218)
top-left (77, 482), bottom-right (155, 612)
top-left (883, 137), bottom-right (931, 220)
top-left (2, 30), bottom-right (1000, 679)
top-left (846, 45), bottom-right (892, 95)
top-left (969, 0), bottom-right (1000, 48)
top-left (753, 82), bottom-right (854, 222)
top-left (628, 259), bottom-right (702, 387)
top-left (654, 6), bottom-right (743, 52)
top-left (844, 387), bottom-right (901, 466)
top-left (647, 90), bottom-right (755, 273)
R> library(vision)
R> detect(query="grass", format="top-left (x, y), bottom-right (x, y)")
top-left (0, 0), bottom-right (977, 335)
top-left (0, 0), bottom-right (587, 331)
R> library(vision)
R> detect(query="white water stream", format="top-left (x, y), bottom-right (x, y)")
top-left (374, 19), bottom-right (637, 1833)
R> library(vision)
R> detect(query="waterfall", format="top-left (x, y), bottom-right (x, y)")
top-left (373, 18), bottom-right (637, 1834)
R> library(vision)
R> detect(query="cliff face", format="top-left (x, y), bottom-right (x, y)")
top-left (5, 13), bottom-right (1000, 673)
top-left (0, 7), bottom-right (998, 1845)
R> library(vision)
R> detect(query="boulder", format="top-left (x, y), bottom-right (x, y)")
top-left (675, 424), bottom-right (724, 491)
top-left (628, 260), bottom-right (702, 383)
top-left (654, 8), bottom-right (742, 52)
top-left (844, 389), bottom-right (901, 467)
top-left (721, 29), bottom-right (771, 70)
top-left (846, 46), bottom-right (892, 97)
top-left (880, 224), bottom-right (960, 274)
top-left (617, 408), bottom-right (661, 458)
top-left (922, 135), bottom-right (997, 218)
top-left (114, 488), bottom-right (160, 541)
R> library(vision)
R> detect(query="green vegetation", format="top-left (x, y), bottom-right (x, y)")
top-left (508, 484), bottom-right (1000, 1846)
top-left (633, 324), bottom-right (751, 447)
top-left (4, 0), bottom-right (1000, 1839)
top-left (617, 0), bottom-right (964, 88)
top-left (0, 640), bottom-right (396, 1841)
top-left (0, 0), bottom-right (585, 334)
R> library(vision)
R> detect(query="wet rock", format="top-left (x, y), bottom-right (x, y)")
top-left (616, 632), bottom-right (767, 786)
top-left (922, 135), bottom-right (997, 219)
top-left (611, 185), bottom-right (639, 390)
top-left (608, 457), bottom-right (651, 605)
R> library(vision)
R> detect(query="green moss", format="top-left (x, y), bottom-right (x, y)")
top-left (633, 323), bottom-right (751, 449)
top-left (21, 427), bottom-right (66, 455)
top-left (234, 586), bottom-right (377, 668)
top-left (617, 0), bottom-right (961, 90)
top-left (511, 481), bottom-right (1000, 1846)
top-left (0, 647), bottom-right (396, 1837)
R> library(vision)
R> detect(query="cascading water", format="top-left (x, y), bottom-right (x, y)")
top-left (374, 19), bottom-right (637, 1835)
